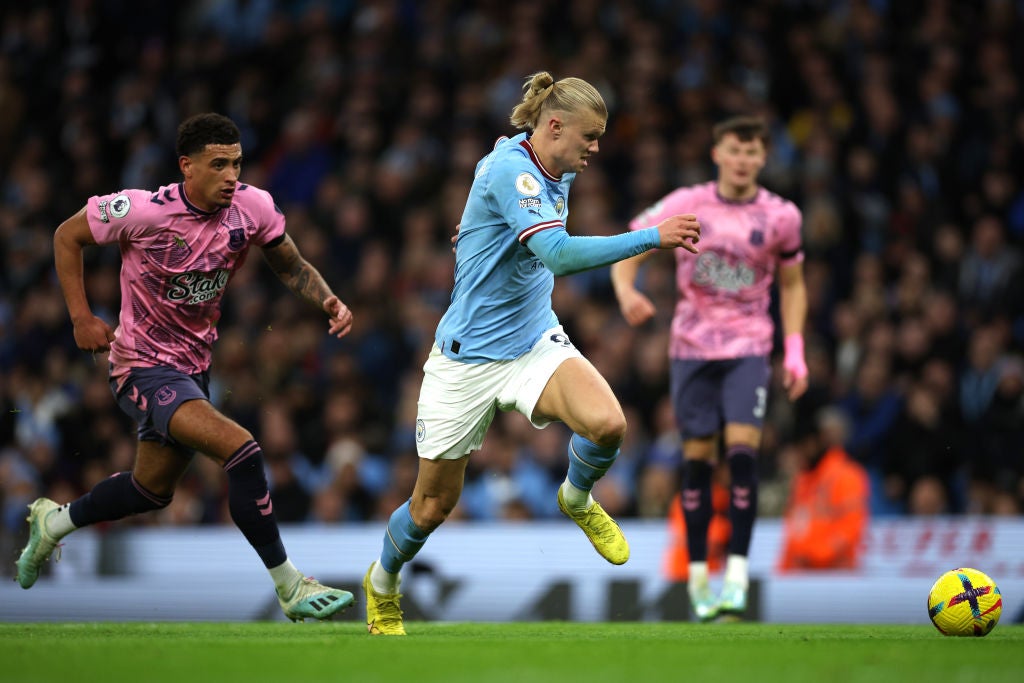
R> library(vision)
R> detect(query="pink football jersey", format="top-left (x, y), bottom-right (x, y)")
top-left (87, 182), bottom-right (286, 374)
top-left (630, 181), bottom-right (803, 360)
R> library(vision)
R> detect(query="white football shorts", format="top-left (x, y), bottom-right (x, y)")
top-left (415, 325), bottom-right (584, 460)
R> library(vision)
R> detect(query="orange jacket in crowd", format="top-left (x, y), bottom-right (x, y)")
top-left (663, 482), bottom-right (732, 581)
top-left (778, 446), bottom-right (870, 571)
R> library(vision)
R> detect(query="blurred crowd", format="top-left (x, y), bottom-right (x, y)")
top-left (2, 0), bottom-right (1023, 556)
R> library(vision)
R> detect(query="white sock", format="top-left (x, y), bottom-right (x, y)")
top-left (370, 560), bottom-right (400, 594)
top-left (724, 554), bottom-right (749, 589)
top-left (688, 561), bottom-right (709, 591)
top-left (44, 503), bottom-right (77, 539)
top-left (559, 479), bottom-right (594, 511)
top-left (268, 559), bottom-right (303, 595)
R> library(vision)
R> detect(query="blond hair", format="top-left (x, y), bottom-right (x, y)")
top-left (509, 72), bottom-right (607, 131)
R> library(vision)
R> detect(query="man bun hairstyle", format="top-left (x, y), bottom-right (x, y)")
top-left (509, 72), bottom-right (607, 131)
top-left (176, 112), bottom-right (241, 158)
top-left (712, 115), bottom-right (770, 146)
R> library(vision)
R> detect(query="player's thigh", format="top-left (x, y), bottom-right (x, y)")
top-left (504, 326), bottom-right (623, 441)
top-left (111, 365), bottom-right (211, 456)
top-left (415, 345), bottom-right (503, 461)
top-left (720, 356), bottom-right (771, 436)
top-left (670, 359), bottom-right (724, 442)
top-left (533, 356), bottom-right (624, 443)
top-left (167, 399), bottom-right (253, 464)
top-left (133, 439), bottom-right (193, 497)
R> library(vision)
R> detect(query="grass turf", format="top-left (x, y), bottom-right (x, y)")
top-left (1, 622), bottom-right (1022, 683)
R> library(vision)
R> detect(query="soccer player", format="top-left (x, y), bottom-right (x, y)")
top-left (361, 72), bottom-right (702, 635)
top-left (16, 113), bottom-right (355, 622)
top-left (611, 115), bottom-right (808, 621)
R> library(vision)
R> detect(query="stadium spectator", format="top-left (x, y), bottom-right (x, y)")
top-left (611, 115), bottom-right (808, 621)
top-left (360, 72), bottom-right (701, 635)
top-left (777, 408), bottom-right (869, 572)
top-left (958, 215), bottom-right (1022, 324)
top-left (14, 113), bottom-right (356, 622)
top-left (837, 349), bottom-right (903, 507)
top-left (884, 381), bottom-right (966, 514)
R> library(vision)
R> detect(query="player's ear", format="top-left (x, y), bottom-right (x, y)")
top-left (179, 155), bottom-right (191, 178)
top-left (548, 116), bottom-right (562, 139)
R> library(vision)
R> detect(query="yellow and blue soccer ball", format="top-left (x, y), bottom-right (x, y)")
top-left (927, 567), bottom-right (1002, 637)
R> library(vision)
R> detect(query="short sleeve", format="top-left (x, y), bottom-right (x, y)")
top-left (86, 189), bottom-right (156, 244)
top-left (777, 202), bottom-right (803, 264)
top-left (244, 185), bottom-right (287, 246)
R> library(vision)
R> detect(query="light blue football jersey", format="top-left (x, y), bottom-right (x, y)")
top-left (435, 133), bottom-right (573, 363)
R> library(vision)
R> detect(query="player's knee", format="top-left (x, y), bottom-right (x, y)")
top-left (131, 471), bottom-right (178, 501)
top-left (682, 438), bottom-right (716, 462)
top-left (727, 445), bottom-right (757, 482)
top-left (587, 411), bottom-right (627, 448)
top-left (130, 483), bottom-right (173, 514)
top-left (412, 495), bottom-right (456, 532)
top-left (141, 495), bottom-right (172, 512)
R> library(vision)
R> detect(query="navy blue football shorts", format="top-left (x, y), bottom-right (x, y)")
top-left (110, 365), bottom-right (211, 453)
top-left (669, 356), bottom-right (771, 439)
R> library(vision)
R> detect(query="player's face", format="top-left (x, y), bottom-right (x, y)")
top-left (551, 110), bottom-right (606, 174)
top-left (712, 133), bottom-right (766, 195)
top-left (180, 143), bottom-right (243, 212)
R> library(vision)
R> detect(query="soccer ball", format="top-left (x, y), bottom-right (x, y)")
top-left (927, 567), bottom-right (1002, 637)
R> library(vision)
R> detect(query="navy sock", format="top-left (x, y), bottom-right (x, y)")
top-left (567, 433), bottom-right (619, 492)
top-left (380, 500), bottom-right (430, 574)
top-left (224, 441), bottom-right (287, 569)
top-left (681, 459), bottom-right (713, 562)
top-left (726, 445), bottom-right (758, 556)
top-left (69, 471), bottom-right (171, 527)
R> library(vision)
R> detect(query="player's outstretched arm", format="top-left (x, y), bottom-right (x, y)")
top-left (527, 213), bottom-right (699, 278)
top-left (262, 234), bottom-right (353, 338)
top-left (54, 206), bottom-right (116, 352)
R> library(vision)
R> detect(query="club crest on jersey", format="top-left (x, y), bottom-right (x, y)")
top-left (554, 195), bottom-right (565, 215)
top-left (416, 419), bottom-right (426, 443)
top-left (228, 228), bottom-right (246, 251)
top-left (515, 172), bottom-right (541, 197)
top-left (549, 333), bottom-right (573, 348)
top-left (155, 386), bottom-right (177, 406)
top-left (750, 229), bottom-right (764, 245)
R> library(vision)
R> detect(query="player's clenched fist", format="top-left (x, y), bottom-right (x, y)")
top-left (73, 315), bottom-right (116, 352)
top-left (655, 214), bottom-right (701, 253)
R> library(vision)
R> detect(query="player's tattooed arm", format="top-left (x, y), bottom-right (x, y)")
top-left (262, 234), bottom-right (330, 304)
top-left (262, 234), bottom-right (353, 338)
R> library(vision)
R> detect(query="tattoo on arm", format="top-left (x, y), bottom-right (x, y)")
top-left (263, 235), bottom-right (333, 310)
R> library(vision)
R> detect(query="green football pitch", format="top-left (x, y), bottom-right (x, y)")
top-left (1, 622), bottom-right (1022, 683)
